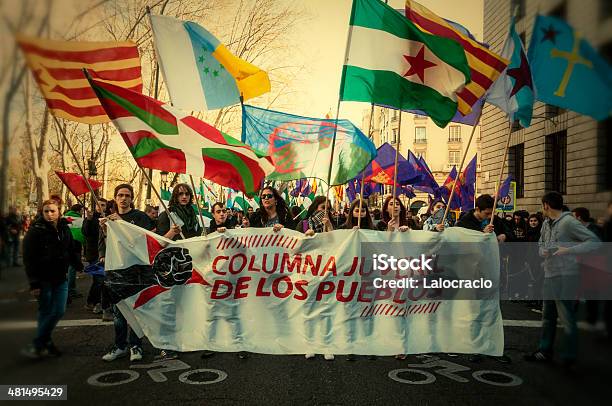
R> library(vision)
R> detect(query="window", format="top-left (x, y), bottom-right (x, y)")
top-left (392, 128), bottom-right (398, 144)
top-left (448, 126), bottom-right (461, 142)
top-left (511, 0), bottom-right (526, 20)
top-left (415, 127), bottom-right (427, 143)
top-left (509, 143), bottom-right (525, 198)
top-left (546, 131), bottom-right (567, 194)
top-left (511, 119), bottom-right (521, 132)
top-left (391, 110), bottom-right (399, 122)
top-left (448, 150), bottom-right (461, 166)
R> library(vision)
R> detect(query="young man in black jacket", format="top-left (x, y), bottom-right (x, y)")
top-left (98, 184), bottom-right (156, 363)
top-left (456, 194), bottom-right (513, 242)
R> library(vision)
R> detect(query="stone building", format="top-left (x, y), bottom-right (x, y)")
top-left (482, 0), bottom-right (612, 219)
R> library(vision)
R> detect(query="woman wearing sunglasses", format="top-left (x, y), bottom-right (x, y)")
top-left (242, 187), bottom-right (296, 231)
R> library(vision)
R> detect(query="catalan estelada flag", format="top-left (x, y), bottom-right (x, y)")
top-left (405, 0), bottom-right (509, 115)
top-left (17, 35), bottom-right (142, 124)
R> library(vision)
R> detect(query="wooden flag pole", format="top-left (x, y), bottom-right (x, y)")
top-left (357, 103), bottom-right (375, 228)
top-left (490, 121), bottom-right (514, 223)
top-left (389, 109), bottom-right (402, 231)
top-left (440, 109), bottom-right (483, 225)
top-left (189, 175), bottom-right (207, 236)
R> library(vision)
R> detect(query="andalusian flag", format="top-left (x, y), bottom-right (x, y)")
top-left (150, 15), bottom-right (270, 111)
top-left (340, 0), bottom-right (471, 128)
top-left (299, 192), bottom-right (316, 215)
top-left (88, 78), bottom-right (273, 194)
top-left (17, 36), bottom-right (142, 124)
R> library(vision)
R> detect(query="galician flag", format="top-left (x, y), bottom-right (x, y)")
top-left (88, 77), bottom-right (273, 194)
top-left (340, 0), bottom-right (471, 128)
top-left (150, 15), bottom-right (270, 111)
top-left (486, 19), bottom-right (535, 128)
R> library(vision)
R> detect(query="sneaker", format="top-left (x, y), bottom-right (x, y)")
top-left (524, 351), bottom-right (552, 363)
top-left (45, 342), bottom-right (62, 357)
top-left (130, 346), bottom-right (143, 362)
top-left (153, 349), bottom-right (177, 362)
top-left (305, 353), bottom-right (316, 359)
top-left (21, 344), bottom-right (43, 359)
top-left (102, 346), bottom-right (128, 362)
top-left (102, 309), bottom-right (114, 322)
top-left (324, 354), bottom-right (335, 361)
top-left (92, 303), bottom-right (103, 314)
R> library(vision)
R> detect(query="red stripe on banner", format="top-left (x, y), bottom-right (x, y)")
top-left (290, 238), bottom-right (298, 250)
top-left (406, 9), bottom-right (507, 72)
top-left (248, 235), bottom-right (255, 248)
top-left (186, 269), bottom-right (210, 286)
top-left (216, 238), bottom-right (224, 250)
top-left (45, 98), bottom-right (106, 117)
top-left (262, 235), bottom-right (270, 247)
top-left (276, 236), bottom-right (285, 247)
top-left (46, 66), bottom-right (142, 81)
top-left (132, 148), bottom-right (185, 174)
top-left (385, 305), bottom-right (394, 315)
top-left (146, 235), bottom-right (164, 264)
top-left (430, 302), bottom-right (441, 313)
top-left (270, 235), bottom-right (279, 247)
top-left (231, 238), bottom-right (240, 249)
top-left (389, 305), bottom-right (399, 316)
top-left (134, 285), bottom-right (169, 309)
top-left (19, 41), bottom-right (139, 64)
top-left (222, 238), bottom-right (232, 250)
top-left (255, 235), bottom-right (263, 247)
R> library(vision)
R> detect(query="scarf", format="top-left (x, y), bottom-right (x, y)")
top-left (171, 204), bottom-right (198, 234)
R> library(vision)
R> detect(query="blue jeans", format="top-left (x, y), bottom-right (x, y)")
top-left (34, 281), bottom-right (68, 349)
top-left (113, 305), bottom-right (141, 350)
top-left (539, 276), bottom-right (578, 361)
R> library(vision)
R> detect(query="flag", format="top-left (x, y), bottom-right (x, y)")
top-left (527, 15), bottom-right (612, 120)
top-left (291, 178), bottom-right (312, 198)
top-left (63, 209), bottom-right (84, 244)
top-left (88, 78), bottom-right (273, 194)
top-left (410, 154), bottom-right (439, 194)
top-left (233, 195), bottom-right (250, 212)
top-left (486, 19), bottom-right (535, 128)
top-left (299, 192), bottom-right (316, 214)
top-left (149, 15), bottom-right (270, 111)
top-left (405, 0), bottom-right (509, 116)
top-left (498, 174), bottom-right (514, 198)
top-left (459, 155), bottom-right (477, 212)
top-left (346, 179), bottom-right (357, 201)
top-left (17, 36), bottom-right (142, 124)
top-left (241, 104), bottom-right (376, 185)
top-left (54, 171), bottom-right (102, 197)
top-left (437, 166), bottom-right (462, 209)
top-left (362, 143), bottom-right (406, 185)
top-left (340, 0), bottom-right (471, 128)
top-left (355, 179), bottom-right (383, 198)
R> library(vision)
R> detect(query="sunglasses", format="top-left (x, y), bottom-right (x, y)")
top-left (261, 193), bottom-right (274, 200)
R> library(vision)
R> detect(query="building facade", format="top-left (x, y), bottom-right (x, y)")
top-left (482, 0), bottom-right (612, 219)
top-left (362, 106), bottom-right (481, 213)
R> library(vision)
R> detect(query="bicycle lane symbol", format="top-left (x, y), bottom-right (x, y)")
top-left (388, 356), bottom-right (523, 387)
top-left (87, 360), bottom-right (228, 387)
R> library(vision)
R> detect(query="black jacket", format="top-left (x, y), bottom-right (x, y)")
top-left (82, 211), bottom-right (103, 262)
top-left (207, 217), bottom-right (236, 234)
top-left (249, 209), bottom-right (296, 230)
top-left (98, 209), bottom-right (154, 259)
top-left (456, 209), bottom-right (513, 240)
top-left (23, 217), bottom-right (83, 290)
top-left (156, 210), bottom-right (202, 240)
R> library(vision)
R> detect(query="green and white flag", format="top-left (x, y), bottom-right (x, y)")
top-left (63, 210), bottom-right (84, 244)
top-left (300, 192), bottom-right (316, 213)
top-left (340, 0), bottom-right (470, 128)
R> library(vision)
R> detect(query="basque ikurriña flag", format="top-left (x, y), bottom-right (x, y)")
top-left (88, 77), bottom-right (273, 194)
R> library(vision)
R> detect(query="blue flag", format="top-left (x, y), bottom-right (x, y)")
top-left (346, 179), bottom-right (357, 202)
top-left (527, 15), bottom-right (612, 120)
top-left (413, 155), bottom-right (439, 195)
top-left (498, 174), bottom-right (514, 198)
top-left (460, 155), bottom-right (477, 212)
top-left (486, 19), bottom-right (535, 127)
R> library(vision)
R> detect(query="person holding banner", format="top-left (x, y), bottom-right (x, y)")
top-left (302, 196), bottom-right (333, 235)
top-left (243, 187), bottom-right (296, 231)
top-left (456, 195), bottom-right (512, 242)
top-left (207, 202), bottom-right (236, 234)
top-left (341, 199), bottom-right (375, 230)
top-left (377, 197), bottom-right (410, 232)
top-left (156, 183), bottom-right (202, 240)
top-left (422, 199), bottom-right (453, 232)
top-left (21, 199), bottom-right (83, 359)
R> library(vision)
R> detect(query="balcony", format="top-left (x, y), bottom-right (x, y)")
top-left (414, 138), bottom-right (427, 144)
top-left (447, 137), bottom-right (462, 143)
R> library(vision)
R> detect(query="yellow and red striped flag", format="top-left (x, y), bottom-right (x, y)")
top-left (405, 0), bottom-right (509, 115)
top-left (17, 35), bottom-right (142, 124)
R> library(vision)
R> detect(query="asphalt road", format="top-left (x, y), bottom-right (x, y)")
top-left (0, 265), bottom-right (610, 405)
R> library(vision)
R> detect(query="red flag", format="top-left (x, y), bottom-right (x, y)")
top-left (55, 171), bottom-right (102, 196)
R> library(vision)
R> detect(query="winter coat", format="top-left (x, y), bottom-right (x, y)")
top-left (82, 211), bottom-right (103, 262)
top-left (23, 217), bottom-right (83, 290)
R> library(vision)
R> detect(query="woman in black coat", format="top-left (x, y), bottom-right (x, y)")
top-left (22, 199), bottom-right (83, 358)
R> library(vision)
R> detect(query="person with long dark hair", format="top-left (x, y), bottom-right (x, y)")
top-left (21, 199), bottom-right (83, 358)
top-left (302, 196), bottom-right (333, 235)
top-left (157, 183), bottom-right (201, 240)
top-left (422, 199), bottom-right (452, 232)
top-left (341, 199), bottom-right (375, 230)
top-left (243, 186), bottom-right (296, 230)
top-left (377, 196), bottom-right (410, 232)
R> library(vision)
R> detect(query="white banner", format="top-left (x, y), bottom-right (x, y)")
top-left (107, 221), bottom-right (503, 356)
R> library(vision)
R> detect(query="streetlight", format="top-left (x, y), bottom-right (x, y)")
top-left (160, 171), bottom-right (168, 190)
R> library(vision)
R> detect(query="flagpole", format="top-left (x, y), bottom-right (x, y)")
top-left (489, 120), bottom-right (513, 223)
top-left (440, 109), bottom-right (483, 225)
top-left (189, 175), bottom-right (207, 236)
top-left (357, 103), bottom-right (375, 228)
top-left (324, 13), bottom-right (356, 219)
top-left (390, 108), bottom-right (402, 230)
